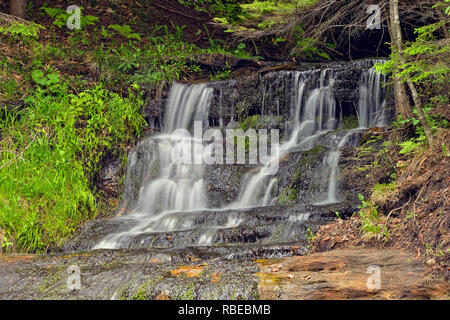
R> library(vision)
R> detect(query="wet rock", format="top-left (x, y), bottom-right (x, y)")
top-left (120, 138), bottom-right (159, 211)
top-left (186, 53), bottom-right (263, 71)
top-left (276, 146), bottom-right (328, 205)
top-left (64, 203), bottom-right (350, 252)
top-left (257, 248), bottom-right (449, 300)
top-left (1, 248), bottom-right (447, 300)
top-left (0, 249), bottom-right (259, 300)
top-left (98, 158), bottom-right (122, 197)
top-left (205, 164), bottom-right (247, 207)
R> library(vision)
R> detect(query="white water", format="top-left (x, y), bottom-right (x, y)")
top-left (229, 69), bottom-right (339, 208)
top-left (94, 82), bottom-right (213, 249)
top-left (358, 65), bottom-right (387, 128)
top-left (316, 65), bottom-right (387, 204)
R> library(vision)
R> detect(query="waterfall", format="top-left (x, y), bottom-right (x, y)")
top-left (229, 69), bottom-right (339, 208)
top-left (94, 82), bottom-right (213, 249)
top-left (92, 63), bottom-right (388, 251)
top-left (164, 82), bottom-right (212, 132)
top-left (358, 65), bottom-right (387, 128)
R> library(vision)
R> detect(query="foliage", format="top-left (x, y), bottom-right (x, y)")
top-left (0, 78), bottom-right (145, 252)
top-left (209, 66), bottom-right (232, 81)
top-left (178, 0), bottom-right (243, 24)
top-left (0, 22), bottom-right (44, 40)
top-left (108, 24), bottom-right (141, 41)
top-left (306, 226), bottom-right (315, 249)
top-left (357, 194), bottom-right (389, 242)
top-left (371, 182), bottom-right (397, 205)
top-left (240, 0), bottom-right (316, 23)
top-left (31, 69), bottom-right (60, 87)
top-left (340, 114), bottom-right (359, 130)
top-left (278, 187), bottom-right (297, 204)
top-left (375, 3), bottom-right (449, 124)
top-left (212, 0), bottom-right (329, 60)
top-left (374, 2), bottom-right (449, 152)
top-left (40, 5), bottom-right (98, 30)
top-left (239, 115), bottom-right (261, 131)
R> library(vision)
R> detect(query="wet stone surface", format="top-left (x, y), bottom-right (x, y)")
top-left (1, 248), bottom-right (447, 300)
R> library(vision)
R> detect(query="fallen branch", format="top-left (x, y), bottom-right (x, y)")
top-left (151, 2), bottom-right (207, 21)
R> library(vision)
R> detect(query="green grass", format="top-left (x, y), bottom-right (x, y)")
top-left (0, 81), bottom-right (146, 252)
top-left (357, 194), bottom-right (389, 242)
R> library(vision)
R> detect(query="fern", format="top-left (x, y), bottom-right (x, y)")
top-left (40, 5), bottom-right (98, 29)
top-left (0, 22), bottom-right (44, 39)
top-left (108, 24), bottom-right (141, 40)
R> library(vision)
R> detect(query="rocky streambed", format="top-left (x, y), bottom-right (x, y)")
top-left (1, 248), bottom-right (447, 300)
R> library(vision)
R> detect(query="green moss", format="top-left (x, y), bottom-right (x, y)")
top-left (128, 274), bottom-right (164, 300)
top-left (131, 286), bottom-right (147, 300)
top-left (36, 266), bottom-right (66, 295)
top-left (373, 181), bottom-right (397, 194)
top-left (278, 187), bottom-right (297, 204)
top-left (340, 114), bottom-right (359, 130)
top-left (240, 115), bottom-right (261, 131)
top-left (371, 181), bottom-right (397, 205)
top-left (180, 282), bottom-right (196, 300)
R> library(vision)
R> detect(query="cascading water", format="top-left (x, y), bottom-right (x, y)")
top-left (94, 82), bottom-right (213, 248)
top-left (229, 68), bottom-right (341, 208)
top-left (358, 63), bottom-right (388, 128)
top-left (92, 62), bottom-right (388, 252)
top-left (315, 63), bottom-right (388, 204)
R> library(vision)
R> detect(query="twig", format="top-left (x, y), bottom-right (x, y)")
top-left (152, 2), bottom-right (207, 21)
top-left (0, 135), bottom-right (36, 171)
top-left (387, 195), bottom-right (411, 221)
top-left (413, 177), bottom-right (432, 215)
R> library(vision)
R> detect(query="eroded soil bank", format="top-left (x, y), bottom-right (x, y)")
top-left (0, 248), bottom-right (448, 300)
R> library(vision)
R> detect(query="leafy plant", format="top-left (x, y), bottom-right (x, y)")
top-left (0, 81), bottom-right (146, 252)
top-left (306, 226), bottom-right (315, 249)
top-left (357, 194), bottom-right (389, 242)
top-left (40, 5), bottom-right (98, 30)
top-left (1, 236), bottom-right (13, 252)
top-left (0, 22), bottom-right (44, 39)
top-left (31, 69), bottom-right (60, 87)
top-left (108, 24), bottom-right (141, 41)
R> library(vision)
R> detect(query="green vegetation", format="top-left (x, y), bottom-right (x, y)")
top-left (371, 181), bottom-right (397, 206)
top-left (278, 187), bottom-right (297, 205)
top-left (239, 115), bottom-right (261, 131)
top-left (0, 21), bottom-right (44, 39)
top-left (306, 226), bottom-right (315, 250)
top-left (0, 80), bottom-right (145, 252)
top-left (357, 194), bottom-right (389, 242)
top-left (375, 1), bottom-right (450, 148)
top-left (40, 5), bottom-right (98, 30)
top-left (340, 115), bottom-right (359, 130)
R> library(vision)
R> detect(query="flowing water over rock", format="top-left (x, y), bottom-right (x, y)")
top-left (67, 60), bottom-right (389, 255)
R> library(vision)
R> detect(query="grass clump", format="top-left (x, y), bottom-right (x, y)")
top-left (357, 194), bottom-right (389, 242)
top-left (0, 79), bottom-right (146, 252)
top-left (371, 181), bottom-right (397, 206)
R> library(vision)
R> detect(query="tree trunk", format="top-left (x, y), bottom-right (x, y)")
top-left (386, 3), bottom-right (413, 120)
top-left (389, 0), bottom-right (433, 145)
top-left (9, 0), bottom-right (28, 19)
